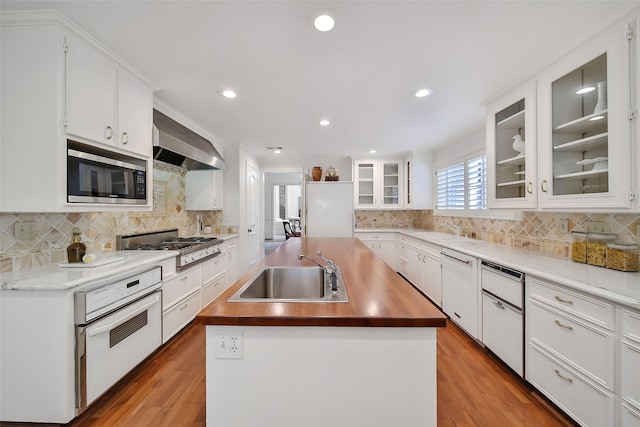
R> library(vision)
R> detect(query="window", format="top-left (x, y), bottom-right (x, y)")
top-left (467, 155), bottom-right (487, 210)
top-left (436, 155), bottom-right (487, 211)
top-left (436, 163), bottom-right (465, 209)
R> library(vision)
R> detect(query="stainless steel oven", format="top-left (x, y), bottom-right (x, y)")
top-left (74, 266), bottom-right (162, 414)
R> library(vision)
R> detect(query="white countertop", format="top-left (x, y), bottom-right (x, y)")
top-left (355, 228), bottom-right (640, 309)
top-left (0, 251), bottom-right (178, 291)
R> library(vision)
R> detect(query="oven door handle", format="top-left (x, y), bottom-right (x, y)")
top-left (88, 294), bottom-right (160, 337)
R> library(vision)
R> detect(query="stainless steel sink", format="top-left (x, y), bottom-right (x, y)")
top-left (227, 266), bottom-right (348, 302)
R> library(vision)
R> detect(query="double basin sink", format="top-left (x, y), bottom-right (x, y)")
top-left (228, 266), bottom-right (349, 303)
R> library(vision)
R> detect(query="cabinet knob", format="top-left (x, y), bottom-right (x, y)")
top-left (105, 126), bottom-right (113, 140)
top-left (541, 180), bottom-right (548, 193)
top-left (121, 131), bottom-right (129, 144)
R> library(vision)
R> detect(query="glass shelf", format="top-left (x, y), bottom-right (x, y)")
top-left (553, 132), bottom-right (608, 152)
top-left (555, 169), bottom-right (608, 180)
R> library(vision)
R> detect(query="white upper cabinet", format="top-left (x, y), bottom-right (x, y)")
top-left (404, 151), bottom-right (433, 210)
top-left (186, 170), bottom-right (224, 210)
top-left (354, 160), bottom-right (403, 209)
top-left (537, 19), bottom-right (634, 210)
top-left (0, 11), bottom-right (156, 212)
top-left (486, 81), bottom-right (537, 209)
top-left (65, 35), bottom-right (152, 158)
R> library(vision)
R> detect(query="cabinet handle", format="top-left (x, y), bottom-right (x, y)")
top-left (540, 180), bottom-right (548, 193)
top-left (179, 303), bottom-right (189, 310)
top-left (121, 131), bottom-right (129, 144)
top-left (180, 276), bottom-right (188, 282)
top-left (228, 253), bottom-right (232, 260)
top-left (554, 320), bottom-right (573, 331)
top-left (494, 300), bottom-right (505, 310)
top-left (105, 126), bottom-right (114, 140)
top-left (553, 369), bottom-right (573, 383)
top-left (526, 182), bottom-right (533, 194)
top-left (213, 198), bottom-right (217, 206)
top-left (554, 296), bottom-right (573, 305)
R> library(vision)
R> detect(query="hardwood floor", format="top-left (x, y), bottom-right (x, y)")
top-left (22, 317), bottom-right (577, 426)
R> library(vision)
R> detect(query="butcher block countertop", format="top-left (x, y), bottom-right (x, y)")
top-left (197, 237), bottom-right (446, 327)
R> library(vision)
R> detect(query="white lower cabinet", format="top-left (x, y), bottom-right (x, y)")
top-left (527, 342), bottom-right (615, 427)
top-left (222, 237), bottom-right (238, 285)
top-left (162, 288), bottom-right (202, 343)
top-left (162, 263), bottom-right (202, 343)
top-left (202, 254), bottom-right (228, 307)
top-left (441, 249), bottom-right (479, 339)
top-left (355, 232), bottom-right (397, 270)
top-left (421, 243), bottom-right (442, 307)
top-left (526, 276), bottom-right (620, 426)
top-left (622, 309), bottom-right (640, 421)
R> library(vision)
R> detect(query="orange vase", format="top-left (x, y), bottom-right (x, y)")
top-left (312, 166), bottom-right (322, 181)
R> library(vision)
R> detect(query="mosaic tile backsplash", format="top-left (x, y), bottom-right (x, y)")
top-left (0, 163), bottom-right (231, 272)
top-left (356, 210), bottom-right (640, 259)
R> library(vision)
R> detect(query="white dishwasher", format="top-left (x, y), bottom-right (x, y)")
top-left (481, 260), bottom-right (524, 377)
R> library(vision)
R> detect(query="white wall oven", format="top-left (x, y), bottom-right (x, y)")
top-left (74, 266), bottom-right (162, 413)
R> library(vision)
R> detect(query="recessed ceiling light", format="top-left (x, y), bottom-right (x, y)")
top-left (414, 88), bottom-right (433, 98)
top-left (273, 150), bottom-right (282, 154)
top-left (222, 90), bottom-right (237, 99)
top-left (319, 119), bottom-right (330, 126)
top-left (369, 149), bottom-right (377, 154)
top-left (313, 10), bottom-right (336, 32)
top-left (576, 86), bottom-right (596, 95)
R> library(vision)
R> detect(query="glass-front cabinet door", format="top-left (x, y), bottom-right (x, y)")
top-left (538, 22), bottom-right (632, 210)
top-left (486, 82), bottom-right (537, 208)
top-left (354, 160), bottom-right (402, 209)
top-left (355, 161), bottom-right (375, 208)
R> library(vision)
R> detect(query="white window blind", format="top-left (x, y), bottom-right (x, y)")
top-left (467, 155), bottom-right (487, 210)
top-left (436, 162), bottom-right (465, 209)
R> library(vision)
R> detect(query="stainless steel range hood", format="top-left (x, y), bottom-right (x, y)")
top-left (152, 109), bottom-right (224, 170)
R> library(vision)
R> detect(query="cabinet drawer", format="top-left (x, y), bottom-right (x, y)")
top-left (622, 340), bottom-right (640, 409)
top-left (421, 241), bottom-right (440, 258)
top-left (221, 238), bottom-right (237, 252)
top-left (527, 343), bottom-right (614, 427)
top-left (623, 309), bottom-right (640, 344)
top-left (162, 289), bottom-right (201, 343)
top-left (528, 300), bottom-right (614, 390)
top-left (202, 273), bottom-right (227, 308)
top-left (356, 232), bottom-right (396, 242)
top-left (160, 258), bottom-right (176, 279)
top-left (528, 277), bottom-right (614, 330)
top-left (162, 264), bottom-right (201, 309)
top-left (203, 256), bottom-right (226, 283)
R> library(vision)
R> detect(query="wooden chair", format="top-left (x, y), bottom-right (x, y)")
top-left (283, 221), bottom-right (301, 240)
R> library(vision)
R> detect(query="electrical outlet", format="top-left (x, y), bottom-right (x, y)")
top-left (585, 221), bottom-right (610, 233)
top-left (15, 221), bottom-right (37, 240)
top-left (215, 331), bottom-right (243, 359)
top-left (559, 219), bottom-right (569, 233)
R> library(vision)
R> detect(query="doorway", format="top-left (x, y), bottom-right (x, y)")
top-left (263, 171), bottom-right (302, 255)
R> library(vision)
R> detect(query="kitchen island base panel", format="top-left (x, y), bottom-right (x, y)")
top-left (206, 325), bottom-right (437, 427)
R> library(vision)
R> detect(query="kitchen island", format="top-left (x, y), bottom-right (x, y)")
top-left (197, 237), bottom-right (446, 427)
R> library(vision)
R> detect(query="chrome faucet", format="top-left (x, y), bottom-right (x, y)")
top-left (298, 251), bottom-right (339, 293)
top-left (441, 222), bottom-right (461, 236)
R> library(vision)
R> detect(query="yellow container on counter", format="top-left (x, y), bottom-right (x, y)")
top-left (605, 243), bottom-right (640, 272)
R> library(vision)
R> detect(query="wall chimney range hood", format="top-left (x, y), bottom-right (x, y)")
top-left (152, 109), bottom-right (224, 170)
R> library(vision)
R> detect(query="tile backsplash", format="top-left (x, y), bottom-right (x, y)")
top-left (355, 210), bottom-right (639, 259)
top-left (0, 162), bottom-right (232, 272)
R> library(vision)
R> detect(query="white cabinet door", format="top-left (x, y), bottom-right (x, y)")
top-left (486, 81), bottom-right (537, 208)
top-left (407, 244), bottom-right (423, 292)
top-left (66, 35), bottom-right (117, 145)
top-left (404, 151), bottom-right (433, 210)
top-left (537, 21), bottom-right (632, 210)
top-left (422, 252), bottom-right (441, 307)
top-left (186, 170), bottom-right (224, 210)
top-left (354, 160), bottom-right (402, 209)
top-left (116, 69), bottom-right (152, 157)
top-left (441, 249), bottom-right (478, 339)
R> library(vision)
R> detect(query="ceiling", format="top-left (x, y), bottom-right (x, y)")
top-left (1, 1), bottom-right (635, 164)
